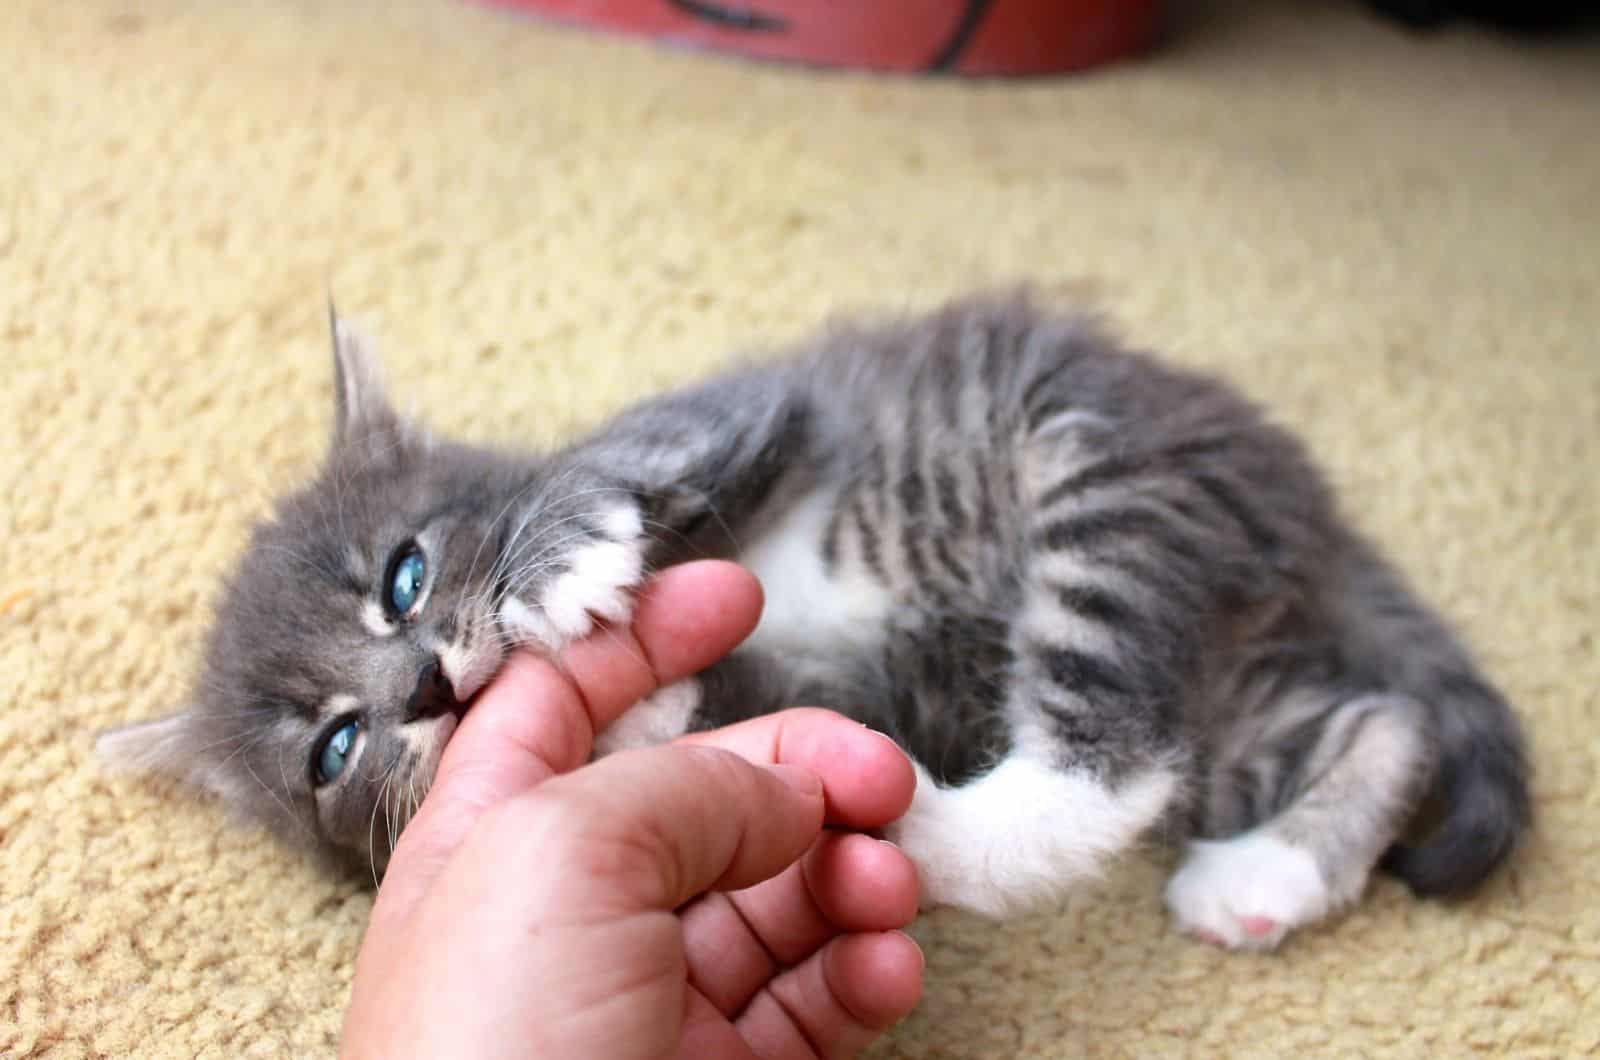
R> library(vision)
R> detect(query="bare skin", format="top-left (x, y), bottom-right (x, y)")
top-left (340, 561), bottom-right (925, 1060)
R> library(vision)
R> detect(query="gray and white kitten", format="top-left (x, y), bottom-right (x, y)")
top-left (99, 294), bottom-right (1530, 948)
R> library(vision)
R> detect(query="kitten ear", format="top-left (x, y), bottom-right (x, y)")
top-left (95, 711), bottom-right (234, 801)
top-left (327, 302), bottom-right (404, 447)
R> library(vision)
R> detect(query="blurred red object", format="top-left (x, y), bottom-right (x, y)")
top-left (473, 0), bottom-right (1163, 76)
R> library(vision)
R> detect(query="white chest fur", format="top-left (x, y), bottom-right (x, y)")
top-left (737, 487), bottom-right (894, 659)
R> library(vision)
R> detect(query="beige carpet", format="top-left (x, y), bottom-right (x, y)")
top-left (4, 0), bottom-right (1597, 1055)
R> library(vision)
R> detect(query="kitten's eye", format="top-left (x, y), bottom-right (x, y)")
top-left (315, 718), bottom-right (361, 786)
top-left (385, 544), bottom-right (426, 617)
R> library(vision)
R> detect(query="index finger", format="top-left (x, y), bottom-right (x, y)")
top-left (678, 708), bottom-right (916, 830)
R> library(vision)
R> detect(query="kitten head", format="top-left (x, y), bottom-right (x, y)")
top-left (98, 315), bottom-right (532, 877)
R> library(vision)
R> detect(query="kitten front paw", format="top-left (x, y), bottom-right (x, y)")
top-left (1165, 832), bottom-right (1335, 950)
top-left (500, 504), bottom-right (647, 651)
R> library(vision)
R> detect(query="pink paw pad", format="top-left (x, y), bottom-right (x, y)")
top-left (1239, 915), bottom-right (1280, 939)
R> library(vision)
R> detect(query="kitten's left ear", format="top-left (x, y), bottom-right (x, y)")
top-left (328, 303), bottom-right (405, 448)
top-left (95, 711), bottom-right (235, 801)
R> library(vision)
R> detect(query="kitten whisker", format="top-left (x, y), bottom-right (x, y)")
top-left (459, 462), bottom-right (603, 602)
top-left (473, 504), bottom-right (598, 610)
top-left (242, 754), bottom-right (311, 842)
top-left (491, 525), bottom-right (612, 605)
top-left (487, 484), bottom-right (639, 588)
top-left (405, 764), bottom-right (424, 834)
top-left (188, 728), bottom-right (269, 759)
top-left (457, 476), bottom-right (548, 617)
top-left (367, 756), bottom-right (403, 888)
top-left (255, 543), bottom-right (341, 583)
top-left (480, 466), bottom-right (587, 591)
top-left (486, 521), bottom-right (593, 598)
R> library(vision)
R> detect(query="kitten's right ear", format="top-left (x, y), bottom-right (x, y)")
top-left (328, 303), bottom-right (403, 447)
top-left (95, 711), bottom-right (234, 801)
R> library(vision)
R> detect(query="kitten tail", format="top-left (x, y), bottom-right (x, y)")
top-left (1381, 672), bottom-right (1531, 897)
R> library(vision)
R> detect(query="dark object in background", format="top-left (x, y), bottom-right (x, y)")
top-left (475, 0), bottom-right (1163, 76)
top-left (1368, 0), bottom-right (1597, 32)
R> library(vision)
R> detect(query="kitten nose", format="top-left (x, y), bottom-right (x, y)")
top-left (405, 658), bottom-right (462, 722)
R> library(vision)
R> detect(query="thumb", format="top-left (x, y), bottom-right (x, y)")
top-left (343, 745), bottom-right (827, 1060)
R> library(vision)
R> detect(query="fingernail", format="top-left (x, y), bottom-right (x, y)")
top-left (896, 931), bottom-right (926, 971)
top-left (865, 726), bottom-right (911, 759)
top-left (769, 763), bottom-right (823, 798)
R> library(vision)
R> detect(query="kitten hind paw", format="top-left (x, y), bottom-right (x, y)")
top-left (1165, 832), bottom-right (1334, 951)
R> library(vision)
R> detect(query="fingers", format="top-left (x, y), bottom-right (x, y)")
top-left (735, 932), bottom-right (924, 1060)
top-left (375, 561), bottom-right (762, 921)
top-left (683, 832), bottom-right (920, 1017)
top-left (678, 708), bottom-right (917, 830)
top-left (439, 559), bottom-right (762, 792)
top-left (674, 710), bottom-right (921, 1018)
top-left (348, 738), bottom-right (830, 1060)
top-left (561, 560), bottom-right (765, 733)
top-left (678, 989), bottom-right (762, 1060)
top-left (799, 833), bottom-right (920, 933)
top-left (510, 744), bottom-right (827, 916)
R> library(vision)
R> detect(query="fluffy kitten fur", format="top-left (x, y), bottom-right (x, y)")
top-left (99, 294), bottom-right (1530, 948)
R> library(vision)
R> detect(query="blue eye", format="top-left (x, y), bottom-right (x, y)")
top-left (315, 718), bottom-right (361, 786)
top-left (386, 545), bottom-right (426, 615)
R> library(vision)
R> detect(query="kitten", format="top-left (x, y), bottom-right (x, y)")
top-left (99, 294), bottom-right (1530, 948)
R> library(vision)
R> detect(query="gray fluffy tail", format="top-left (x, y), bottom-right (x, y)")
top-left (1337, 539), bottom-right (1532, 898)
top-left (1380, 671), bottom-right (1531, 897)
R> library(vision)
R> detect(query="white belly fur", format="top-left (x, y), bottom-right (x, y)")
top-left (738, 487), bottom-right (894, 659)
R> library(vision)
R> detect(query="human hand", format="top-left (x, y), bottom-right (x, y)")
top-left (340, 561), bottom-right (924, 1060)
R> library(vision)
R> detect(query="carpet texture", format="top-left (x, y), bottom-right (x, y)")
top-left (3, 0), bottom-right (1597, 1055)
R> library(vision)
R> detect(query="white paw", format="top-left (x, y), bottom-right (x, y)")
top-left (501, 505), bottom-right (646, 651)
top-left (1165, 832), bottom-right (1332, 950)
top-left (884, 757), bottom-right (1177, 920)
top-left (593, 679), bottom-right (701, 757)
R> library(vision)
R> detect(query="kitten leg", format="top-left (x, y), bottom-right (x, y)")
top-left (503, 374), bottom-right (814, 655)
top-left (1167, 691), bottom-right (1435, 949)
top-left (882, 446), bottom-right (1265, 917)
top-left (884, 570), bottom-right (1190, 917)
top-left (886, 749), bottom-right (1180, 919)
top-left (564, 370), bottom-right (816, 568)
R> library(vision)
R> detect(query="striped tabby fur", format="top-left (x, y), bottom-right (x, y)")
top-left (100, 294), bottom-right (1530, 948)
